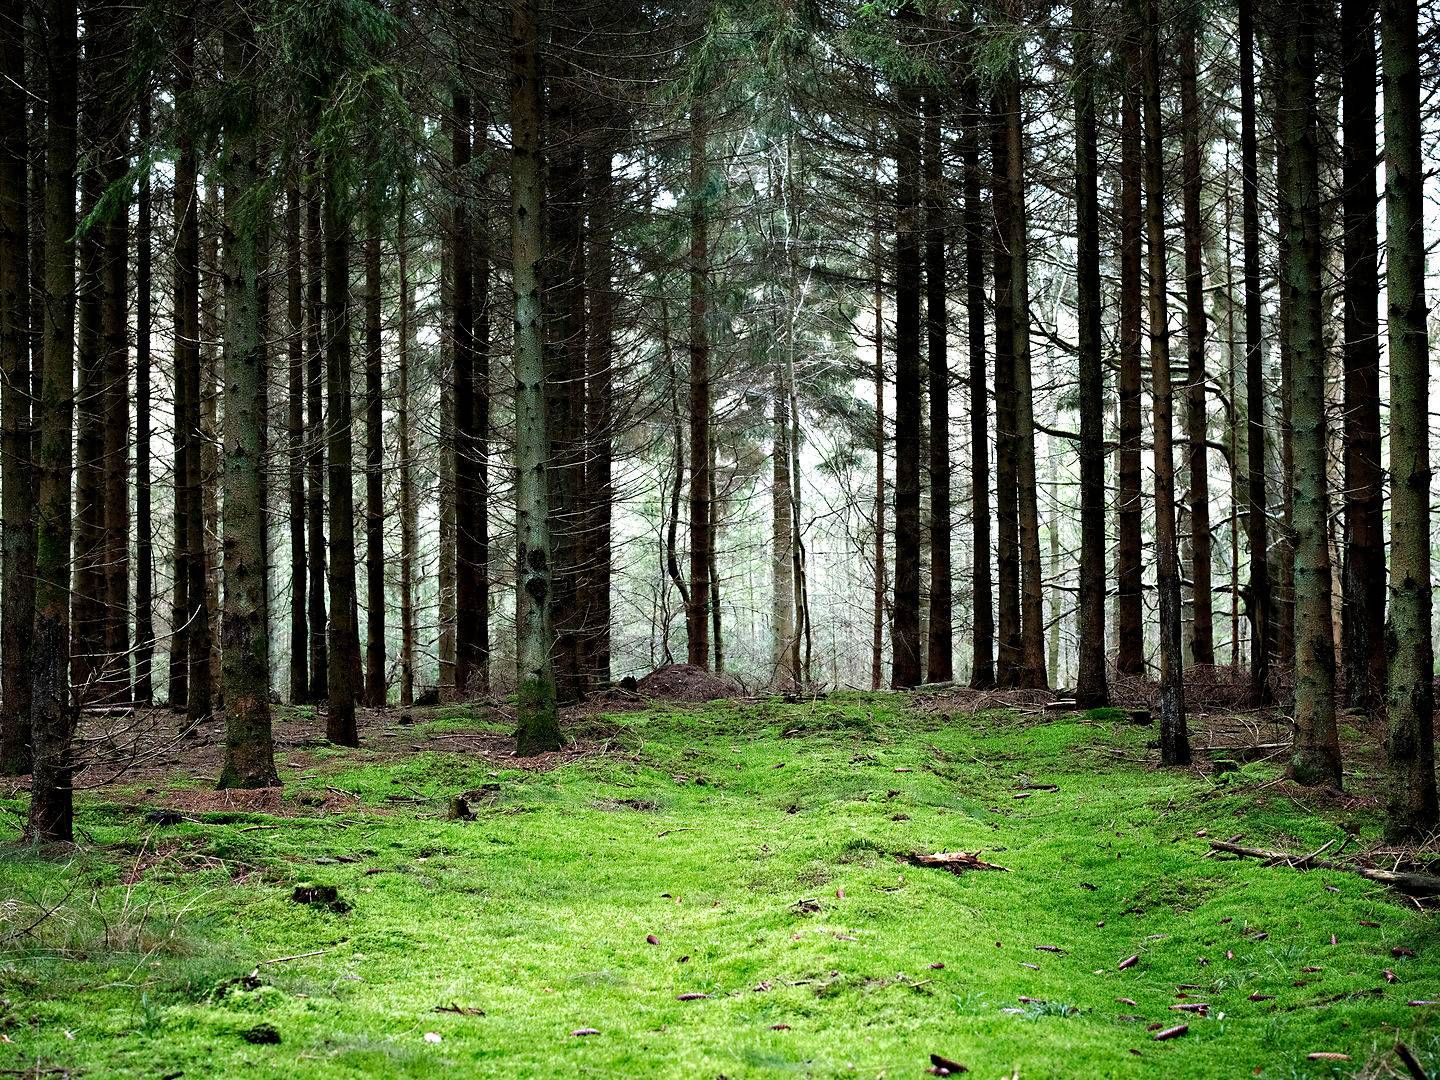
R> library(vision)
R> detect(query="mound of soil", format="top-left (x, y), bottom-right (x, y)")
top-left (634, 663), bottom-right (741, 702)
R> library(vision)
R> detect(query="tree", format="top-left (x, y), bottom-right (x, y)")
top-left (1274, 0), bottom-right (1340, 788)
top-left (1380, 0), bottom-right (1436, 838)
top-left (286, 181), bottom-right (308, 704)
top-left (218, 0), bottom-right (279, 789)
top-left (28, 0), bottom-right (78, 841)
top-left (363, 207), bottom-right (385, 707)
top-left (1115, 77), bottom-right (1145, 679)
top-left (1340, 0), bottom-right (1385, 713)
top-left (0, 0), bottom-right (33, 774)
top-left (511, 0), bottom-right (561, 754)
top-left (1140, 0), bottom-right (1188, 764)
top-left (923, 84), bottom-right (951, 685)
top-left (687, 94), bottom-right (712, 671)
top-left (1072, 0), bottom-right (1107, 707)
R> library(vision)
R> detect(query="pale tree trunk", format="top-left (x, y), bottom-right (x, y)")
top-left (397, 186), bottom-right (417, 707)
top-left (511, 0), bottom-right (561, 754)
top-left (286, 181), bottom-right (308, 704)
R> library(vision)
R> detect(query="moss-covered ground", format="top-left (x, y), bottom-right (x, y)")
top-left (1, 695), bottom-right (1436, 1078)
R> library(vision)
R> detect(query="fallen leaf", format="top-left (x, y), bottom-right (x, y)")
top-left (1306, 1053), bottom-right (1350, 1061)
top-left (646, 934), bottom-right (659, 945)
top-left (770, 1023), bottom-right (790, 1031)
top-left (1020, 962), bottom-right (1040, 970)
top-left (676, 992), bottom-right (709, 1001)
top-left (571, 1028), bottom-right (601, 1037)
top-left (1115, 997), bottom-right (1137, 1006)
top-left (1392, 946), bottom-right (1417, 959)
top-left (1406, 1000), bottom-right (1439, 1007)
top-left (1153, 1024), bottom-right (1189, 1041)
top-left (1035, 945), bottom-right (1065, 954)
top-left (1118, 955), bottom-right (1139, 970)
top-left (929, 962), bottom-right (945, 970)
top-left (1301, 966), bottom-right (1322, 973)
top-left (1359, 920), bottom-right (1380, 928)
top-left (1170, 1003), bottom-right (1209, 1014)
top-left (1248, 992), bottom-right (1275, 1002)
top-left (928, 1052), bottom-right (969, 1075)
top-left (1384, 969), bottom-right (1398, 983)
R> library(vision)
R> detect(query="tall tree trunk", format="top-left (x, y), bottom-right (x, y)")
top-left (134, 90), bottom-right (153, 706)
top-left (200, 183), bottom-right (220, 700)
top-left (397, 185), bottom-right (417, 707)
top-left (1341, 0), bottom-right (1385, 713)
top-left (1380, 0), bottom-right (1436, 838)
top-left (1239, 0), bottom-right (1272, 701)
top-left (0, 0), bottom-right (33, 772)
top-left (304, 175), bottom-right (328, 702)
top-left (363, 215), bottom-right (385, 706)
top-left (1116, 82), bottom-right (1145, 678)
top-left (323, 170), bottom-right (359, 747)
top-left (923, 88), bottom-right (952, 684)
top-left (1181, 22), bottom-right (1214, 667)
top-left (1274, 0), bottom-right (1340, 787)
top-left (471, 135), bottom-right (492, 694)
top-left (1004, 52), bottom-right (1047, 691)
top-left (773, 360), bottom-right (796, 689)
top-left (218, 7), bottom-right (278, 789)
top-left (28, 0), bottom-right (78, 841)
top-left (1141, 0), bottom-right (1189, 764)
top-left (891, 68), bottom-right (923, 690)
top-left (962, 75), bottom-right (993, 690)
top-left (990, 93), bottom-right (1021, 686)
top-left (687, 99), bottom-right (712, 670)
top-left (511, 0), bottom-right (561, 754)
top-left (870, 207), bottom-right (885, 691)
top-left (1073, 0), bottom-right (1108, 707)
top-left (586, 142), bottom-right (614, 686)
top-left (286, 181), bottom-right (308, 704)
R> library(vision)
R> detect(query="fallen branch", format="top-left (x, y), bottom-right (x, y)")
top-left (900, 852), bottom-right (1010, 874)
top-left (1208, 841), bottom-right (1440, 896)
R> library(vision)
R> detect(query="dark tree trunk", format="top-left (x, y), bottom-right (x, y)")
top-left (1181, 23), bottom-right (1214, 667)
top-left (1380, 0), bottom-right (1437, 838)
top-left (687, 99), bottom-right (712, 670)
top-left (962, 74), bottom-right (993, 690)
top-left (1073, 0), bottom-right (1108, 707)
top-left (870, 206), bottom-right (885, 691)
top-left (586, 142), bottom-right (614, 686)
top-left (286, 181), bottom-right (308, 704)
top-left (1141, 0), bottom-right (1189, 764)
top-left (0, 0), bottom-right (33, 773)
top-left (323, 172), bottom-right (359, 748)
top-left (217, 5), bottom-right (278, 789)
top-left (1239, 0), bottom-right (1272, 701)
top-left (28, 0), bottom-right (78, 841)
top-left (363, 217), bottom-right (384, 706)
top-left (891, 69), bottom-right (923, 690)
top-left (1116, 81), bottom-right (1145, 678)
top-left (923, 88), bottom-right (952, 684)
top-left (990, 93), bottom-right (1021, 687)
top-left (304, 174), bottom-right (328, 702)
top-left (133, 91), bottom-right (153, 706)
top-left (1340, 0), bottom-right (1385, 713)
top-left (397, 184), bottom-right (417, 706)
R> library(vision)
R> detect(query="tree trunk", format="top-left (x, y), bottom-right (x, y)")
top-left (1181, 23), bottom-right (1214, 667)
top-left (285, 181), bottom-right (308, 704)
top-left (200, 183), bottom-right (221, 701)
top-left (397, 185), bottom-right (417, 707)
top-left (962, 73), bottom-right (993, 690)
top-left (1141, 0), bottom-right (1189, 764)
top-left (923, 88), bottom-right (952, 684)
top-left (363, 217), bottom-right (385, 707)
top-left (990, 92), bottom-right (1021, 687)
top-left (1116, 80), bottom-right (1145, 678)
top-left (323, 170), bottom-right (359, 748)
top-left (218, 7), bottom-right (278, 789)
top-left (134, 90), bottom-right (153, 706)
top-left (511, 0), bottom-right (561, 754)
top-left (1273, 0), bottom-right (1340, 787)
top-left (1238, 0), bottom-right (1272, 702)
top-left (1380, 0), bottom-right (1436, 838)
top-left (871, 204), bottom-right (885, 692)
top-left (303, 175), bottom-right (328, 702)
top-left (687, 99), bottom-right (712, 670)
top-left (891, 66), bottom-right (923, 690)
top-left (773, 361), bottom-right (796, 689)
top-left (0, 0), bottom-right (33, 772)
top-left (28, 0), bottom-right (77, 841)
top-left (585, 142), bottom-right (614, 686)
top-left (1073, 0), bottom-right (1108, 707)
top-left (1341, 0), bottom-right (1385, 714)
top-left (1004, 54), bottom-right (1047, 691)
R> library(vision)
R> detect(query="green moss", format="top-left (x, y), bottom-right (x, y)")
top-left (0, 696), bottom-right (1435, 1078)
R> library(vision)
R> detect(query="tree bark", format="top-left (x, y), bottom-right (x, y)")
top-left (285, 181), bottom-right (308, 704)
top-left (1073, 0), bottom-right (1108, 707)
top-left (218, 6), bottom-right (278, 789)
top-left (397, 184), bottom-right (417, 707)
top-left (990, 92), bottom-right (1021, 687)
top-left (511, 0), bottom-right (561, 754)
top-left (1116, 80), bottom-right (1145, 678)
top-left (134, 90), bottom-right (153, 706)
top-left (687, 98), bottom-right (712, 670)
top-left (363, 215), bottom-right (385, 707)
top-left (1239, 0), bottom-right (1272, 701)
top-left (28, 0), bottom-right (77, 841)
top-left (586, 142), bottom-right (614, 686)
top-left (1181, 22), bottom-right (1214, 667)
top-left (1380, 0), bottom-right (1436, 838)
top-left (923, 88), bottom-right (952, 684)
top-left (304, 173), bottom-right (328, 702)
top-left (1340, 0), bottom-right (1385, 714)
top-left (1141, 0), bottom-right (1189, 764)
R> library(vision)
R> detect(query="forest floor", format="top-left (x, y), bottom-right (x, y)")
top-left (1, 690), bottom-right (1437, 1078)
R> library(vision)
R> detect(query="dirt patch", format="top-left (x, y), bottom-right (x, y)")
top-left (634, 663), bottom-right (742, 702)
